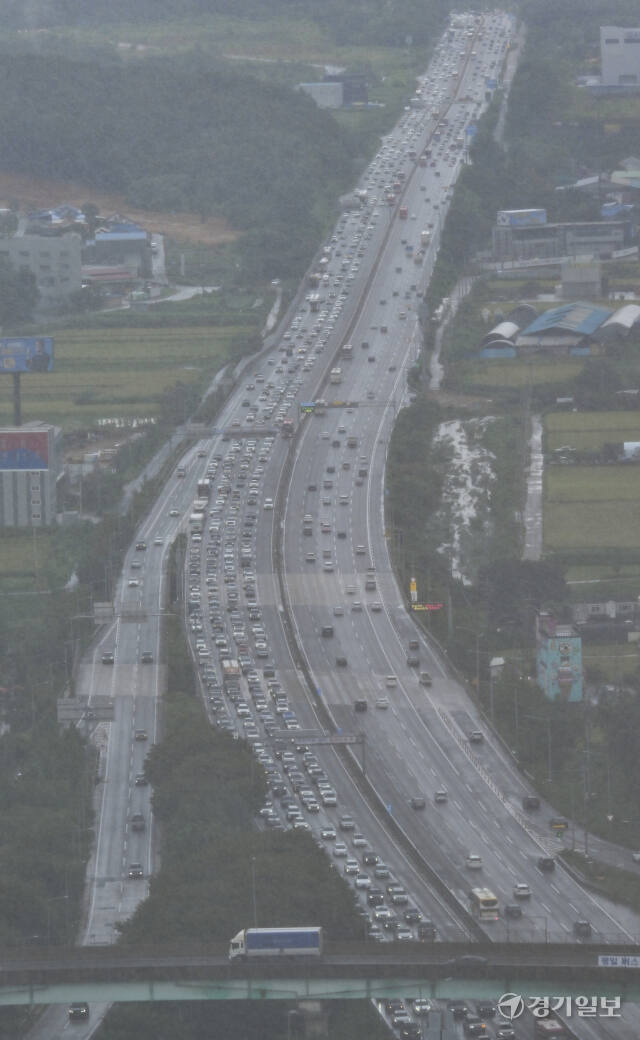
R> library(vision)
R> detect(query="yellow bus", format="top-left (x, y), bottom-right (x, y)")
top-left (469, 887), bottom-right (499, 921)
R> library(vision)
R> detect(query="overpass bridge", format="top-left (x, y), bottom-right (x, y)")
top-left (1, 942), bottom-right (638, 1009)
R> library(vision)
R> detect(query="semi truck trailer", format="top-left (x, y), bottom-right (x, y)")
top-left (229, 927), bottom-right (323, 960)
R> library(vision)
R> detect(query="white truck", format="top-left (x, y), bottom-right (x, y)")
top-left (229, 927), bottom-right (323, 960)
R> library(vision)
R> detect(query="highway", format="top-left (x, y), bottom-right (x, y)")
top-left (28, 10), bottom-right (640, 1040)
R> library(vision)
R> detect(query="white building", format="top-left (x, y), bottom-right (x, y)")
top-left (600, 26), bottom-right (640, 88)
top-left (0, 233), bottom-right (82, 309)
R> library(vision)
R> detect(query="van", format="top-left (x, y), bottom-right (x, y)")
top-left (410, 796), bottom-right (426, 810)
top-left (504, 903), bottom-right (522, 919)
top-left (434, 789), bottom-right (448, 804)
top-left (537, 856), bottom-right (555, 872)
top-left (385, 675), bottom-right (398, 688)
top-left (574, 919), bottom-right (592, 938)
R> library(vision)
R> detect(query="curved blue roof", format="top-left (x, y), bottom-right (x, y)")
top-left (521, 301), bottom-right (612, 337)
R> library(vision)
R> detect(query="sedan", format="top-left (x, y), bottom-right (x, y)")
top-left (332, 842), bottom-right (348, 858)
top-left (513, 882), bottom-right (531, 899)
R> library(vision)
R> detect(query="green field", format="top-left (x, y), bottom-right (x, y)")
top-left (463, 359), bottom-right (583, 390)
top-left (582, 645), bottom-right (640, 683)
top-left (567, 563), bottom-right (640, 582)
top-left (0, 531), bottom-right (52, 591)
top-left (545, 466), bottom-right (640, 550)
top-left (0, 326), bottom-right (245, 431)
top-left (546, 411), bottom-right (640, 452)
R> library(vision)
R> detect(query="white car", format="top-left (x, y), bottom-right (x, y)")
top-left (513, 882), bottom-right (531, 899)
top-left (466, 854), bottom-right (483, 870)
top-left (263, 498), bottom-right (274, 510)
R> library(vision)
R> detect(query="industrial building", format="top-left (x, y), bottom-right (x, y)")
top-left (600, 26), bottom-right (640, 89)
top-left (479, 300), bottom-right (640, 359)
top-left (0, 422), bottom-right (61, 527)
top-left (298, 82), bottom-right (344, 109)
top-left (83, 217), bottom-right (152, 278)
top-left (492, 217), bottom-right (633, 263)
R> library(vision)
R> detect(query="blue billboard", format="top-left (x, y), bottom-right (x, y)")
top-left (0, 337), bottom-right (54, 373)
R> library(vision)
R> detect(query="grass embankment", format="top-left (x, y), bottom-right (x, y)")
top-left (561, 850), bottom-right (640, 916)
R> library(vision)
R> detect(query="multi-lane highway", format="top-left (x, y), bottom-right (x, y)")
top-left (32, 9), bottom-right (640, 1040)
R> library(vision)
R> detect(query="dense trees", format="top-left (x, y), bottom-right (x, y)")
top-left (0, 53), bottom-right (355, 280)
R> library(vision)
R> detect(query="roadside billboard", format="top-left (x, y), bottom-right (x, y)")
top-left (497, 209), bottom-right (547, 227)
top-left (0, 337), bottom-right (54, 373)
top-left (0, 429), bottom-right (49, 470)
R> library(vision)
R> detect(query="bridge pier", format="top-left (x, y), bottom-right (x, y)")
top-left (291, 1000), bottom-right (328, 1039)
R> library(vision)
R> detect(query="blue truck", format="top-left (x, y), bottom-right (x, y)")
top-left (229, 927), bottom-right (323, 960)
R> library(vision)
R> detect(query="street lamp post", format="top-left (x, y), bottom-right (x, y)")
top-left (250, 856), bottom-right (258, 928)
top-left (454, 625), bottom-right (485, 695)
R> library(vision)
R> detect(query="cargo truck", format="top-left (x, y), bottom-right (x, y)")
top-left (229, 927), bottom-right (323, 960)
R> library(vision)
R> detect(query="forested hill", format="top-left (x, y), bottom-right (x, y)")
top-left (0, 52), bottom-right (355, 274)
top-left (2, 0), bottom-right (451, 47)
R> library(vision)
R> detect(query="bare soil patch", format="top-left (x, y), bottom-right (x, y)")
top-left (0, 171), bottom-right (237, 245)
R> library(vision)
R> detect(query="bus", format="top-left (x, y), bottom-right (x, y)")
top-left (469, 887), bottom-right (499, 921)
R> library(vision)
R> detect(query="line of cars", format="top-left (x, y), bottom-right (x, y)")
top-left (179, 432), bottom-right (442, 943)
top-left (380, 994), bottom-right (515, 1040)
top-left (177, 3), bottom-right (518, 965)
